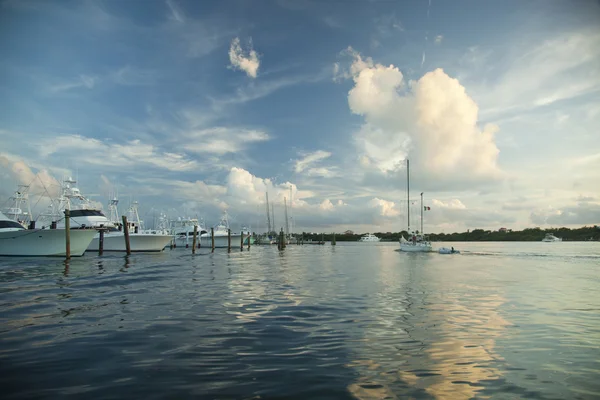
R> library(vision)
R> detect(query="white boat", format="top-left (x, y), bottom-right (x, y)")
top-left (86, 199), bottom-right (172, 252)
top-left (359, 233), bottom-right (381, 242)
top-left (439, 247), bottom-right (460, 254)
top-left (44, 179), bottom-right (172, 252)
top-left (171, 217), bottom-right (207, 247)
top-left (0, 211), bottom-right (96, 257)
top-left (399, 159), bottom-right (432, 253)
top-left (200, 211), bottom-right (244, 248)
top-left (3, 185), bottom-right (33, 228)
top-left (542, 233), bottom-right (562, 242)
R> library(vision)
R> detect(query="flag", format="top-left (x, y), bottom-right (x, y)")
top-left (424, 206), bottom-right (431, 210)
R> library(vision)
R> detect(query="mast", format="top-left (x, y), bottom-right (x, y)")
top-left (289, 185), bottom-right (293, 236)
top-left (265, 192), bottom-right (271, 234)
top-left (420, 192), bottom-right (423, 235)
top-left (271, 204), bottom-right (275, 234)
top-left (407, 159), bottom-right (410, 233)
top-left (284, 197), bottom-right (289, 237)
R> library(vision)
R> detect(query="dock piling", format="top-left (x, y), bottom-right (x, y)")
top-left (192, 225), bottom-right (198, 254)
top-left (64, 209), bottom-right (71, 259)
top-left (332, 232), bottom-right (336, 246)
top-left (122, 215), bottom-right (131, 255)
top-left (240, 230), bottom-right (244, 251)
top-left (99, 229), bottom-right (105, 255)
top-left (227, 229), bottom-right (231, 252)
top-left (211, 227), bottom-right (215, 252)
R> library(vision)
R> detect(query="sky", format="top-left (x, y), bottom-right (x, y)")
top-left (1, 0), bottom-right (599, 233)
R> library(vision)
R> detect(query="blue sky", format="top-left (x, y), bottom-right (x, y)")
top-left (1, 0), bottom-right (599, 232)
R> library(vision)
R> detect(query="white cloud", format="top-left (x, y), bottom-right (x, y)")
top-left (434, 35), bottom-right (443, 44)
top-left (431, 198), bottom-right (466, 209)
top-left (49, 74), bottom-right (98, 92)
top-left (39, 135), bottom-right (198, 172)
top-left (294, 150), bottom-right (332, 173)
top-left (339, 48), bottom-right (503, 184)
top-left (184, 127), bottom-right (270, 155)
top-left (166, 0), bottom-right (184, 23)
top-left (229, 37), bottom-right (260, 78)
top-left (369, 197), bottom-right (400, 217)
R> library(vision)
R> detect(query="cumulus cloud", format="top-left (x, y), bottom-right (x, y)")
top-left (229, 37), bottom-right (260, 78)
top-left (434, 35), bottom-right (443, 44)
top-left (369, 197), bottom-right (400, 217)
top-left (338, 48), bottom-right (502, 183)
top-left (530, 201), bottom-right (600, 226)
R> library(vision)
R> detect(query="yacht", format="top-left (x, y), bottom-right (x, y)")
top-left (359, 233), bottom-right (381, 242)
top-left (399, 159), bottom-right (432, 252)
top-left (0, 211), bottom-right (96, 257)
top-left (199, 211), bottom-right (244, 248)
top-left (171, 217), bottom-right (207, 247)
top-left (44, 179), bottom-right (172, 252)
top-left (542, 233), bottom-right (562, 242)
top-left (86, 199), bottom-right (173, 252)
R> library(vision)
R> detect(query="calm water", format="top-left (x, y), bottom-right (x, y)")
top-left (1, 242), bottom-right (599, 399)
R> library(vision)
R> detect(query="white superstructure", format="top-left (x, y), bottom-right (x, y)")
top-left (359, 233), bottom-right (381, 242)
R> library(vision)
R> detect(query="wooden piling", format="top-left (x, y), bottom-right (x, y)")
top-left (321, 232), bottom-right (324, 245)
top-left (122, 215), bottom-right (131, 255)
top-left (332, 232), bottom-right (336, 246)
top-left (247, 232), bottom-right (251, 250)
top-left (64, 209), bottom-right (71, 259)
top-left (99, 229), bottom-right (105, 255)
top-left (192, 225), bottom-right (198, 254)
top-left (240, 230), bottom-right (244, 251)
top-left (278, 228), bottom-right (286, 250)
top-left (211, 227), bottom-right (215, 252)
top-left (227, 229), bottom-right (231, 252)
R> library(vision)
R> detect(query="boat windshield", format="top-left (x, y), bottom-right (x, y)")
top-left (70, 210), bottom-right (106, 217)
top-left (0, 220), bottom-right (25, 229)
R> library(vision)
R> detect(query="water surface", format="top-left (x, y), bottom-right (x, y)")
top-left (1, 242), bottom-right (599, 399)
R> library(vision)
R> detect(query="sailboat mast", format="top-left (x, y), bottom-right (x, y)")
top-left (284, 197), bottom-right (289, 237)
top-left (420, 192), bottom-right (423, 235)
top-left (407, 159), bottom-right (410, 233)
top-left (271, 204), bottom-right (275, 233)
top-left (265, 192), bottom-right (271, 234)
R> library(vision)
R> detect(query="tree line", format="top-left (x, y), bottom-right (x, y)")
top-left (299, 226), bottom-right (600, 242)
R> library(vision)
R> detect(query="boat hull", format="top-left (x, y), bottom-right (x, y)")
top-left (0, 229), bottom-right (97, 257)
top-left (399, 242), bottom-right (433, 252)
top-left (88, 233), bottom-right (172, 252)
top-left (199, 234), bottom-right (242, 248)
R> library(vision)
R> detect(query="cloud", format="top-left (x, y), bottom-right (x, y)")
top-left (434, 35), bottom-right (443, 44)
top-left (39, 135), bottom-right (198, 172)
top-left (294, 150), bottom-right (332, 173)
top-left (184, 127), bottom-right (270, 155)
top-left (369, 197), bottom-right (400, 217)
top-left (229, 37), bottom-right (260, 78)
top-left (432, 198), bottom-right (466, 209)
top-left (338, 48), bottom-right (503, 184)
top-left (166, 0), bottom-right (184, 23)
top-left (49, 74), bottom-right (98, 92)
top-left (530, 201), bottom-right (600, 226)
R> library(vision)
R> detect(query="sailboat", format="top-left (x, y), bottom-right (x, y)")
top-left (399, 159), bottom-right (432, 252)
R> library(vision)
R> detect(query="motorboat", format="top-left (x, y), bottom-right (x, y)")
top-left (199, 211), bottom-right (245, 248)
top-left (44, 179), bottom-right (172, 252)
top-left (86, 199), bottom-right (173, 252)
top-left (439, 247), bottom-right (460, 254)
top-left (542, 233), bottom-right (562, 242)
top-left (359, 233), bottom-right (381, 242)
top-left (171, 217), bottom-right (207, 247)
top-left (0, 211), bottom-right (96, 257)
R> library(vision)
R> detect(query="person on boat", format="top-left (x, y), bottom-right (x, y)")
top-left (412, 235), bottom-right (416, 243)
top-left (451, 246), bottom-right (455, 253)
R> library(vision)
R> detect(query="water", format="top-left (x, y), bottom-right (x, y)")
top-left (1, 242), bottom-right (599, 399)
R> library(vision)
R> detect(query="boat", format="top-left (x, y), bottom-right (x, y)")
top-left (439, 247), bottom-right (460, 254)
top-left (399, 159), bottom-right (432, 252)
top-left (542, 233), bottom-right (562, 242)
top-left (86, 199), bottom-right (173, 252)
top-left (3, 185), bottom-right (33, 228)
top-left (199, 211), bottom-right (244, 248)
top-left (45, 179), bottom-right (172, 252)
top-left (0, 211), bottom-right (96, 257)
top-left (171, 217), bottom-right (207, 247)
top-left (359, 233), bottom-right (381, 242)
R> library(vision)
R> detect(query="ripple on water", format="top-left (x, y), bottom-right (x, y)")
top-left (0, 243), bottom-right (599, 399)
